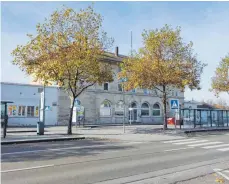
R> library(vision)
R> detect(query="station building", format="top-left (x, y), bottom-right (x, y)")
top-left (1, 47), bottom-right (184, 126)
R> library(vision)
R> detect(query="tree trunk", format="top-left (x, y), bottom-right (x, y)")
top-left (162, 85), bottom-right (167, 130)
top-left (67, 97), bottom-right (75, 135)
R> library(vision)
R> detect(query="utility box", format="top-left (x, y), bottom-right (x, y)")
top-left (37, 121), bottom-right (44, 135)
top-left (167, 117), bottom-right (175, 125)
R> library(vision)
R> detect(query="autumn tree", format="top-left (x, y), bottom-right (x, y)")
top-left (119, 25), bottom-right (206, 130)
top-left (211, 54), bottom-right (229, 95)
top-left (11, 5), bottom-right (114, 134)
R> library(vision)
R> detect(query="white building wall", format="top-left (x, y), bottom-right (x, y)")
top-left (1, 82), bottom-right (59, 126)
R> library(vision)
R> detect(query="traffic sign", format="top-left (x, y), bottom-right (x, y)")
top-left (120, 78), bottom-right (127, 82)
top-left (170, 99), bottom-right (179, 109)
top-left (45, 106), bottom-right (51, 111)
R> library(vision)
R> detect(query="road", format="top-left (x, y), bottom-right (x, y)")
top-left (2, 133), bottom-right (229, 184)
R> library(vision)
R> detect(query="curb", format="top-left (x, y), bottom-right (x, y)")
top-left (1, 137), bottom-right (85, 145)
top-left (184, 128), bottom-right (229, 133)
top-left (7, 130), bottom-right (37, 133)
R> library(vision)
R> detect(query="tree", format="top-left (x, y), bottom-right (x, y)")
top-left (119, 25), bottom-right (206, 130)
top-left (206, 99), bottom-right (229, 109)
top-left (11, 5), bottom-right (114, 134)
top-left (211, 54), bottom-right (229, 95)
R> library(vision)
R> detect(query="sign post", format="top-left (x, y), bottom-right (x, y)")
top-left (120, 78), bottom-right (127, 134)
top-left (170, 99), bottom-right (179, 129)
top-left (38, 85), bottom-right (45, 135)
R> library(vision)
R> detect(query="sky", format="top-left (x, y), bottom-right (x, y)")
top-left (1, 1), bottom-right (229, 104)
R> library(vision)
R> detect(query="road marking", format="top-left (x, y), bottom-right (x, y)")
top-left (1, 164), bottom-right (54, 173)
top-left (213, 168), bottom-right (229, 181)
top-left (188, 142), bottom-right (222, 147)
top-left (164, 147), bottom-right (193, 152)
top-left (218, 147), bottom-right (229, 152)
top-left (2, 142), bottom-right (140, 156)
top-left (202, 144), bottom-right (229, 149)
top-left (163, 139), bottom-right (196, 143)
top-left (174, 140), bottom-right (208, 145)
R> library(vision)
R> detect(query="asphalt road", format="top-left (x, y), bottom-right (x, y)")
top-left (2, 133), bottom-right (229, 184)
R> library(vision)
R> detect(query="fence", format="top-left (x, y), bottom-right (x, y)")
top-left (180, 108), bottom-right (229, 128)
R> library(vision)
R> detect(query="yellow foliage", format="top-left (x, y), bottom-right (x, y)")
top-left (11, 5), bottom-right (114, 98)
top-left (119, 25), bottom-right (206, 129)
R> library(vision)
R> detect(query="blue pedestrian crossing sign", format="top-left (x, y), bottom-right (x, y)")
top-left (170, 99), bottom-right (179, 109)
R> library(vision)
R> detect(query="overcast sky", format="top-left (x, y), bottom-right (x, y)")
top-left (1, 1), bottom-right (229, 103)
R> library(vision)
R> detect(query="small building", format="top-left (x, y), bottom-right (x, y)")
top-left (1, 82), bottom-right (59, 126)
top-left (184, 99), bottom-right (202, 109)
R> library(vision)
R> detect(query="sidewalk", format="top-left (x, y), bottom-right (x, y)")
top-left (2, 125), bottom-right (184, 144)
top-left (3, 124), bottom-right (228, 145)
top-left (1, 127), bottom-right (85, 145)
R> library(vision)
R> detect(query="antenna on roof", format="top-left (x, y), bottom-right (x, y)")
top-left (130, 30), bottom-right (133, 57)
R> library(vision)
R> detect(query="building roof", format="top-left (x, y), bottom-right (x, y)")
top-left (102, 52), bottom-right (127, 63)
top-left (0, 82), bottom-right (59, 88)
top-left (184, 100), bottom-right (201, 104)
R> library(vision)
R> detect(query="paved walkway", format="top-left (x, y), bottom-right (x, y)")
top-left (2, 125), bottom-right (185, 143)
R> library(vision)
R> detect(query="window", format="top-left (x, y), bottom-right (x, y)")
top-left (104, 83), bottom-right (109, 91)
top-left (100, 100), bottom-right (111, 116)
top-left (27, 106), bottom-right (35, 117)
top-left (141, 103), bottom-right (149, 116)
top-left (118, 84), bottom-right (123, 92)
top-left (176, 91), bottom-right (178, 96)
top-left (143, 89), bottom-right (149, 95)
top-left (8, 105), bottom-right (17, 116)
top-left (115, 101), bottom-right (124, 116)
top-left (18, 106), bottom-right (26, 116)
top-left (152, 103), bottom-right (161, 116)
top-left (35, 106), bottom-right (39, 117)
top-left (131, 89), bottom-right (136, 93)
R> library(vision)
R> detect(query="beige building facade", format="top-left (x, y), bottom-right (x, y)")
top-left (57, 48), bottom-right (185, 125)
top-left (1, 48), bottom-right (185, 126)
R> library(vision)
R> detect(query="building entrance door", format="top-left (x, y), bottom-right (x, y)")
top-left (129, 102), bottom-right (138, 122)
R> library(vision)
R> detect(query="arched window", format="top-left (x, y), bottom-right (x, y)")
top-left (100, 100), bottom-right (111, 116)
top-left (152, 103), bottom-right (161, 116)
top-left (115, 101), bottom-right (124, 116)
top-left (141, 102), bottom-right (149, 116)
top-left (130, 102), bottom-right (137, 108)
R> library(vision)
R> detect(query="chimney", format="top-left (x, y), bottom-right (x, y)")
top-left (115, 46), bottom-right (119, 57)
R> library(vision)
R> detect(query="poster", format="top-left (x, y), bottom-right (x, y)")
top-left (8, 105), bottom-right (17, 116)
top-left (35, 106), bottom-right (39, 116)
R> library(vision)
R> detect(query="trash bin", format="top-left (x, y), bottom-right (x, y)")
top-left (37, 121), bottom-right (44, 135)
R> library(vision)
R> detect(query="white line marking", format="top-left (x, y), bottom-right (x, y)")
top-left (188, 142), bottom-right (222, 147)
top-left (218, 147), bottom-right (229, 152)
top-left (213, 168), bottom-right (229, 181)
top-left (163, 139), bottom-right (196, 143)
top-left (203, 144), bottom-right (229, 149)
top-left (2, 142), bottom-right (140, 156)
top-left (174, 140), bottom-right (208, 145)
top-left (164, 147), bottom-right (193, 152)
top-left (224, 171), bottom-right (229, 173)
top-left (1, 164), bottom-right (54, 173)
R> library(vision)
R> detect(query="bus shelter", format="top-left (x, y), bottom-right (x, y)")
top-left (180, 108), bottom-right (229, 129)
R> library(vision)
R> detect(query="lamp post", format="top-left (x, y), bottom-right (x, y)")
top-left (121, 78), bottom-right (127, 134)
top-left (123, 82), bottom-right (125, 133)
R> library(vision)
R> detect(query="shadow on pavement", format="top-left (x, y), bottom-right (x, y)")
top-left (1, 139), bottom-right (134, 163)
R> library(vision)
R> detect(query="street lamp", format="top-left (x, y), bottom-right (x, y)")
top-left (120, 78), bottom-right (127, 133)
